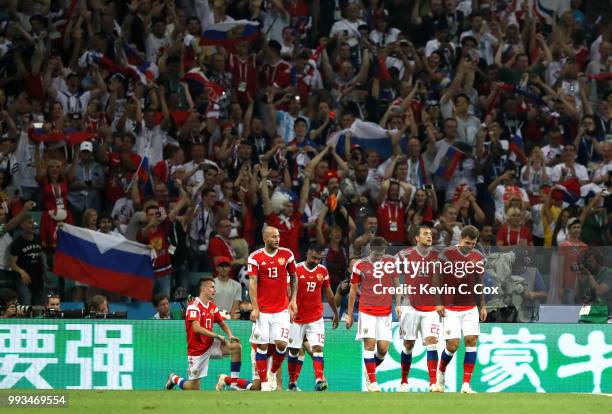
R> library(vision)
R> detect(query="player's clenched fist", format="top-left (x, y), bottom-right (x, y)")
top-left (250, 308), bottom-right (259, 322)
top-left (345, 314), bottom-right (353, 329)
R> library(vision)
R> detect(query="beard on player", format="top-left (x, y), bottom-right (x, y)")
top-left (457, 225), bottom-right (479, 254)
top-left (415, 225), bottom-right (433, 251)
top-left (263, 226), bottom-right (281, 251)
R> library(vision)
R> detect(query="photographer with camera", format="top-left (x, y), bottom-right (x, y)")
top-left (576, 250), bottom-right (612, 324)
top-left (86, 294), bottom-right (108, 316)
top-left (0, 288), bottom-right (31, 318)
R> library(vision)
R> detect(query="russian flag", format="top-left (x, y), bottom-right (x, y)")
top-left (54, 224), bottom-right (154, 300)
top-left (123, 42), bottom-right (146, 66)
top-left (200, 20), bottom-right (260, 48)
top-left (557, 177), bottom-right (581, 204)
top-left (510, 133), bottom-right (528, 164)
top-left (138, 156), bottom-right (155, 198)
top-left (430, 142), bottom-right (463, 181)
top-left (78, 51), bottom-right (126, 74)
top-left (533, 0), bottom-right (556, 25)
top-left (126, 61), bottom-right (159, 85)
top-left (181, 68), bottom-right (225, 103)
top-left (327, 120), bottom-right (399, 159)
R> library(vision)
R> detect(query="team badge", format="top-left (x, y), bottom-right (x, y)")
top-left (363, 328), bottom-right (368, 334)
top-left (316, 273), bottom-right (324, 281)
top-left (289, 338), bottom-right (293, 344)
top-left (254, 334), bottom-right (260, 339)
top-left (278, 258), bottom-right (286, 266)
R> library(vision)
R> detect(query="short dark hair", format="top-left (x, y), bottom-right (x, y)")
top-left (453, 93), bottom-right (470, 104)
top-left (145, 205), bottom-right (159, 214)
top-left (0, 288), bottom-right (18, 305)
top-left (461, 225), bottom-right (480, 240)
top-left (370, 236), bottom-right (388, 249)
top-left (198, 277), bottom-right (215, 291)
top-left (307, 243), bottom-right (325, 254)
top-left (294, 116), bottom-right (308, 127)
top-left (417, 225), bottom-right (431, 235)
top-left (152, 293), bottom-right (169, 307)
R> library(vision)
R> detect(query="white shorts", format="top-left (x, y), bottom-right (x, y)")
top-left (356, 312), bottom-right (392, 342)
top-left (210, 339), bottom-right (223, 359)
top-left (250, 309), bottom-right (290, 345)
top-left (288, 318), bottom-right (325, 348)
top-left (399, 306), bottom-right (441, 342)
top-left (187, 348), bottom-right (213, 380)
top-left (442, 307), bottom-right (480, 339)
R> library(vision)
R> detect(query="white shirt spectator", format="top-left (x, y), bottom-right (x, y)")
top-left (460, 30), bottom-right (498, 65)
top-left (550, 163), bottom-right (589, 183)
top-left (425, 39), bottom-right (456, 57)
top-left (541, 144), bottom-right (563, 164)
top-left (330, 18), bottom-right (365, 40)
top-left (55, 90), bottom-right (92, 115)
top-left (146, 33), bottom-right (171, 62)
top-left (135, 121), bottom-right (169, 165)
top-left (369, 28), bottom-right (401, 47)
top-left (214, 277), bottom-right (242, 314)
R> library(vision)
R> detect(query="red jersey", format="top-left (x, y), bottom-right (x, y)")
top-left (260, 60), bottom-right (292, 90)
top-left (294, 262), bottom-right (330, 324)
top-left (496, 225), bottom-right (533, 246)
top-left (395, 247), bottom-right (440, 311)
top-left (228, 53), bottom-right (258, 104)
top-left (439, 246), bottom-right (485, 311)
top-left (377, 200), bottom-right (407, 244)
top-left (185, 297), bottom-right (223, 356)
top-left (351, 255), bottom-right (398, 316)
top-left (248, 247), bottom-right (297, 313)
top-left (265, 211), bottom-right (301, 259)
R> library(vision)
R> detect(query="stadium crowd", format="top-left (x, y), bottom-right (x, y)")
top-left (0, 0), bottom-right (610, 320)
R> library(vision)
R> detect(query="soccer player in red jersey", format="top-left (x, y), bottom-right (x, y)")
top-left (287, 244), bottom-right (339, 391)
top-left (248, 226), bottom-right (298, 391)
top-left (435, 225), bottom-right (487, 393)
top-left (395, 225), bottom-right (442, 392)
top-left (165, 278), bottom-right (249, 391)
top-left (346, 237), bottom-right (401, 392)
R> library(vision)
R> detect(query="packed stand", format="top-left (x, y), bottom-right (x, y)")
top-left (0, 0), bottom-right (610, 320)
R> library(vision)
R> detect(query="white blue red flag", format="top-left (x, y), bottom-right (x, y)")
top-left (200, 20), bottom-right (260, 48)
top-left (327, 120), bottom-right (396, 159)
top-left (54, 224), bottom-right (155, 300)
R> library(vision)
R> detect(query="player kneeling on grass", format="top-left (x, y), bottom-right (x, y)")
top-left (395, 225), bottom-right (441, 392)
top-left (287, 244), bottom-right (339, 391)
top-left (166, 277), bottom-right (251, 391)
top-left (346, 237), bottom-right (401, 392)
top-left (436, 225), bottom-right (487, 394)
top-left (248, 226), bottom-right (298, 391)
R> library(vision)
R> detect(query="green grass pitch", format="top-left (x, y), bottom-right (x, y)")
top-left (2, 391), bottom-right (609, 414)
